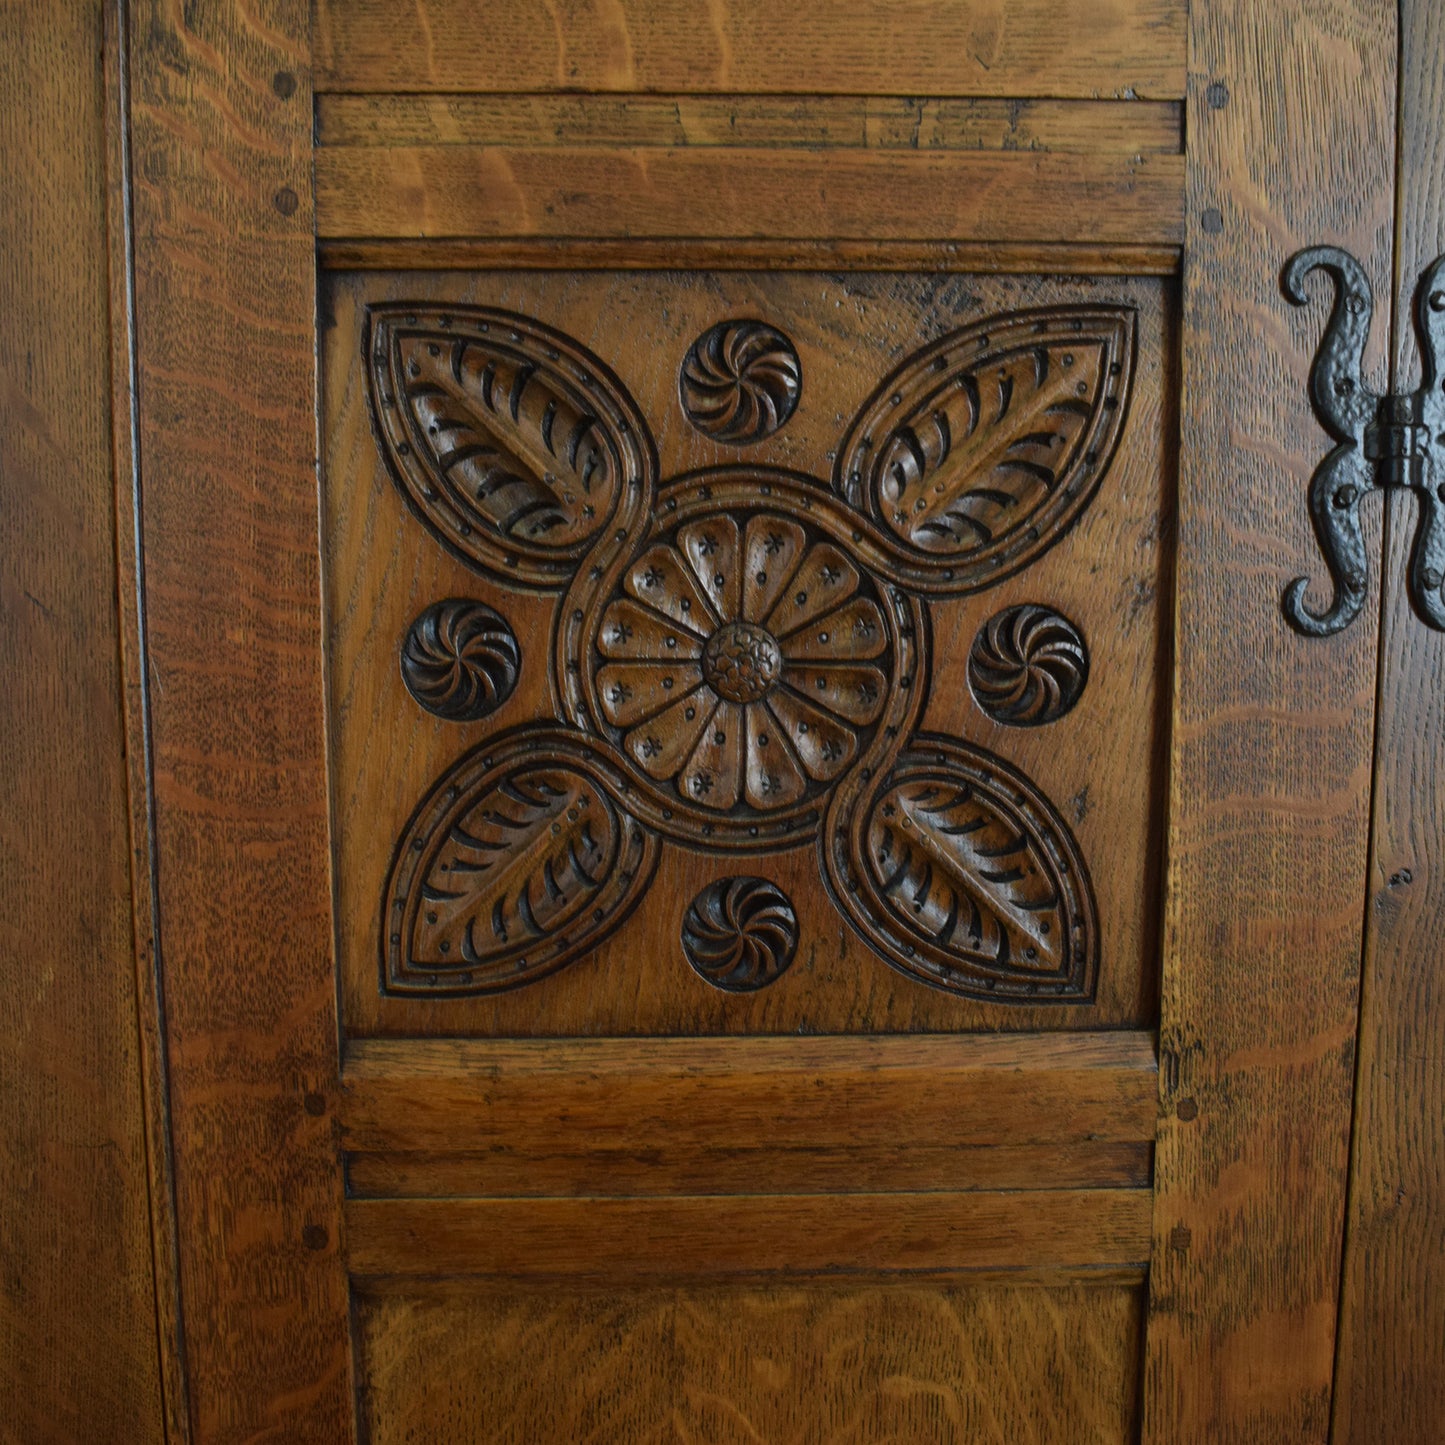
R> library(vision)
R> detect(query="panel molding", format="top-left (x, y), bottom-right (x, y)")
top-left (346, 1189), bottom-right (1153, 1280)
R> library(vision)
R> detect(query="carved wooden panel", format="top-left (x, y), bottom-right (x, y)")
top-left (323, 271), bottom-right (1173, 1036)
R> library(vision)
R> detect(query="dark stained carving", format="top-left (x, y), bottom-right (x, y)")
top-left (401, 599), bottom-right (521, 722)
top-left (679, 320), bottom-right (802, 444)
top-left (383, 731), bottom-right (660, 995)
top-left (822, 736), bottom-right (1098, 1001)
top-left (681, 877), bottom-right (799, 992)
top-left (968, 604), bottom-right (1089, 726)
top-left (834, 306), bottom-right (1136, 592)
top-left (587, 496), bottom-right (901, 827)
top-left (369, 301), bottom-right (1131, 1002)
top-left (367, 305), bottom-right (655, 588)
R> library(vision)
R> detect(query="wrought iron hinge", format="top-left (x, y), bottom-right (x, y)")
top-left (1282, 246), bottom-right (1445, 636)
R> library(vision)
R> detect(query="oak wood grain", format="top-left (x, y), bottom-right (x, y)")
top-left (347, 1188), bottom-right (1152, 1278)
top-left (0, 3), bottom-right (167, 1441)
top-left (320, 238), bottom-right (1182, 275)
top-left (346, 1140), bottom-right (1154, 1200)
top-left (124, 2), bottom-right (351, 1439)
top-left (316, 93), bottom-right (1183, 153)
top-left (355, 1280), bottom-right (1145, 1444)
top-left (341, 1033), bottom-right (1157, 1165)
top-left (315, 145), bottom-right (1184, 244)
top-left (1331, 0), bottom-right (1445, 1436)
top-left (1143, 2), bottom-right (1397, 1441)
top-left (315, 0), bottom-right (1187, 99)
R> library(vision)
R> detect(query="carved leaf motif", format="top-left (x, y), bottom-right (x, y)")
top-left (367, 306), bottom-right (653, 588)
top-left (834, 306), bottom-right (1136, 591)
top-left (827, 737), bottom-right (1097, 1001)
top-left (384, 741), bottom-right (659, 995)
top-left (867, 779), bottom-right (1063, 973)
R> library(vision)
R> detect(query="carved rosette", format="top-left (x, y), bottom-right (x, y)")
top-left (368, 299), bottom-right (1132, 1002)
top-left (401, 599), bottom-right (521, 722)
top-left (968, 604), bottom-right (1089, 726)
top-left (679, 320), bottom-right (802, 444)
top-left (681, 877), bottom-right (799, 991)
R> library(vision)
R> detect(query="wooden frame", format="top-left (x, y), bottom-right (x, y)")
top-left (96, 0), bottom-right (1403, 1438)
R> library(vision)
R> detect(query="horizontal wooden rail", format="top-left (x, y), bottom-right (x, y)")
top-left (314, 0), bottom-right (1187, 99)
top-left (345, 1140), bottom-right (1154, 1201)
top-left (316, 95), bottom-right (1183, 153)
top-left (314, 146), bottom-right (1184, 243)
top-left (341, 1032), bottom-right (1158, 1156)
top-left (317, 238), bottom-right (1182, 274)
top-left (345, 1188), bottom-right (1153, 1279)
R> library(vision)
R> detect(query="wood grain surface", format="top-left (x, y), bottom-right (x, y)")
top-left (317, 93), bottom-right (1183, 153)
top-left (342, 1033), bottom-right (1156, 1146)
top-left (1331, 0), bottom-right (1445, 1436)
top-left (315, 146), bottom-right (1184, 244)
top-left (1143, 2), bottom-right (1397, 1442)
top-left (124, 2), bottom-right (351, 1439)
top-left (315, 0), bottom-right (1187, 99)
top-left (0, 3), bottom-right (167, 1442)
top-left (346, 1189), bottom-right (1152, 1278)
top-left (356, 1281), bottom-right (1145, 1445)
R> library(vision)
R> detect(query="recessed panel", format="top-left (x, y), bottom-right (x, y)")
top-left (321, 270), bottom-right (1174, 1036)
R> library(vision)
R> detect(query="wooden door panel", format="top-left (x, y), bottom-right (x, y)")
top-left (323, 270), bottom-right (1173, 1036)
top-left (113, 0), bottom-right (1404, 1438)
top-left (355, 1282), bottom-right (1145, 1445)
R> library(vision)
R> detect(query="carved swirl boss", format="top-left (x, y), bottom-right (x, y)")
top-left (366, 299), bottom-right (1137, 1003)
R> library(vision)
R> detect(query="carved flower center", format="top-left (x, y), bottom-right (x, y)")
top-left (701, 622), bottom-right (783, 704)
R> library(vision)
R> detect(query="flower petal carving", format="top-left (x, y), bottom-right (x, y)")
top-left (823, 734), bottom-right (1097, 1001)
top-left (382, 731), bottom-right (660, 995)
top-left (834, 305), bottom-right (1136, 593)
top-left (367, 306), bottom-right (655, 589)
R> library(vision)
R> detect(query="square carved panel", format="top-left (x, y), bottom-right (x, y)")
top-left (321, 270), bottom-right (1174, 1037)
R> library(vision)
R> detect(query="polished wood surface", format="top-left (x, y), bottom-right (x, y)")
top-left (123, 2), bottom-right (352, 1439)
top-left (318, 94), bottom-right (1183, 153)
top-left (315, 146), bottom-right (1184, 245)
top-left (0, 4), bottom-right (167, 1441)
top-left (1143, 2), bottom-right (1396, 1442)
top-left (356, 1281), bottom-right (1145, 1445)
top-left (349, 1189), bottom-right (1150, 1278)
top-left (315, 0), bottom-right (1187, 98)
top-left (1332, 0), bottom-right (1445, 1436)
top-left (342, 1033), bottom-right (1156, 1152)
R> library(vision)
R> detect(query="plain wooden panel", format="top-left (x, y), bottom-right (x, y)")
top-left (315, 145), bottom-right (1183, 243)
top-left (346, 1189), bottom-right (1152, 1278)
top-left (315, 0), bottom-right (1187, 99)
top-left (342, 1034), bottom-right (1158, 1156)
top-left (1143, 2), bottom-right (1396, 1442)
top-left (346, 1140), bottom-right (1154, 1200)
top-left (355, 1280), bottom-right (1145, 1444)
top-left (124, 2), bottom-right (352, 1439)
top-left (324, 270), bottom-right (1174, 1038)
top-left (0, 3), bottom-right (168, 1442)
top-left (316, 94), bottom-right (1184, 153)
top-left (1332, 0), bottom-right (1445, 1437)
